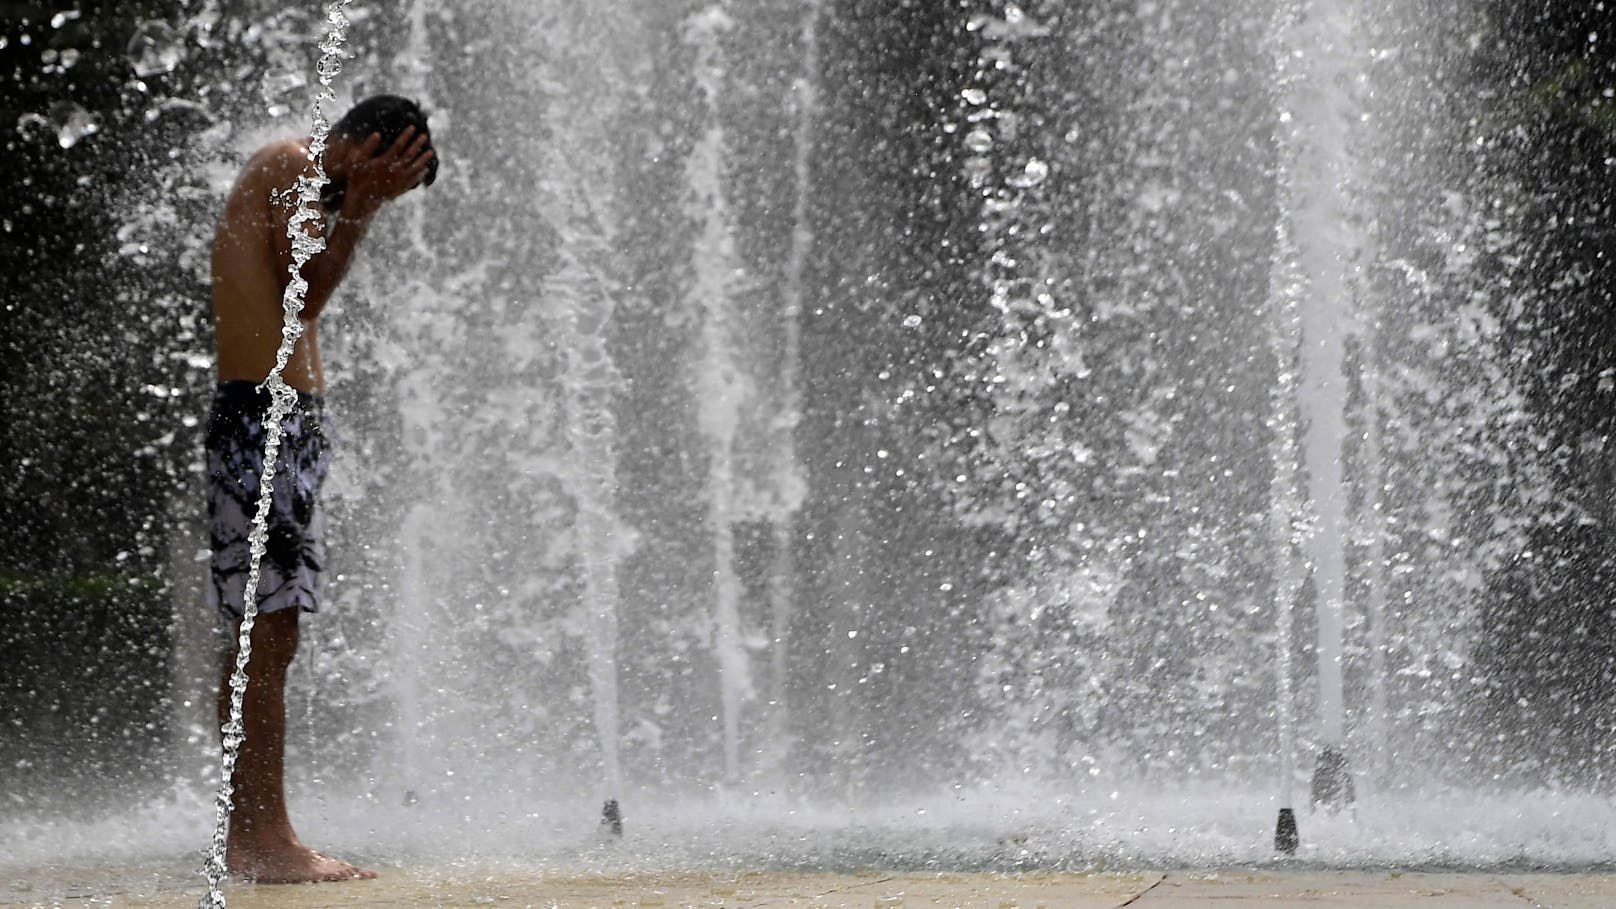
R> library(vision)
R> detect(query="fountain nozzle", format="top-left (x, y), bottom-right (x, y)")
top-left (602, 798), bottom-right (623, 837)
top-left (1310, 746), bottom-right (1355, 812)
top-left (1274, 808), bottom-right (1299, 855)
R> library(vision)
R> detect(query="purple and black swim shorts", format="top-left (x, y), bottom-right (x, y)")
top-left (205, 380), bottom-right (332, 620)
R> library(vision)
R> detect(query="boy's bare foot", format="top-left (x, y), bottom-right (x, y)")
top-left (228, 841), bottom-right (377, 884)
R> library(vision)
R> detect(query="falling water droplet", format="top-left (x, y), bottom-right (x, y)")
top-left (126, 20), bottom-right (185, 78)
top-left (48, 101), bottom-right (97, 148)
top-left (1007, 158), bottom-right (1049, 188)
top-left (15, 112), bottom-right (50, 140)
top-left (964, 129), bottom-right (993, 153)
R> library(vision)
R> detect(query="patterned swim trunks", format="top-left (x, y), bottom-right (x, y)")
top-left (205, 381), bottom-right (333, 620)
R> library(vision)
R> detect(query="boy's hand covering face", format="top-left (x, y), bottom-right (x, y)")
top-left (327, 126), bottom-right (435, 216)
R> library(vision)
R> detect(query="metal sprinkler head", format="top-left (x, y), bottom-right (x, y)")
top-left (602, 798), bottom-right (623, 837)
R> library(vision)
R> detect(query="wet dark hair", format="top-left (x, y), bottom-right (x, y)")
top-left (322, 94), bottom-right (438, 210)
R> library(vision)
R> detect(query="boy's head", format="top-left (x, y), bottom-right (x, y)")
top-left (322, 95), bottom-right (438, 209)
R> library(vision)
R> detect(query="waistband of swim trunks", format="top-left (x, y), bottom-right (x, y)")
top-left (213, 380), bottom-right (325, 413)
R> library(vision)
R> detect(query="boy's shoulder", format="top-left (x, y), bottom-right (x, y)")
top-left (230, 140), bottom-right (311, 198)
top-left (249, 138), bottom-right (311, 169)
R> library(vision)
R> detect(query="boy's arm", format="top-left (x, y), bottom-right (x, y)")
top-left (284, 189), bottom-right (375, 322)
top-left (270, 128), bottom-right (433, 319)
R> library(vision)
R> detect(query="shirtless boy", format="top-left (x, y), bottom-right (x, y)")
top-left (206, 95), bottom-right (436, 883)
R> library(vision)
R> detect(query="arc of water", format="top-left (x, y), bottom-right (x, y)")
top-left (199, 3), bottom-right (353, 906)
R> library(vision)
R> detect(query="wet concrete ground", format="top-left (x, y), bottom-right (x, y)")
top-left (6, 867), bottom-right (1616, 909)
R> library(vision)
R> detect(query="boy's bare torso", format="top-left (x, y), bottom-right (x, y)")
top-left (212, 139), bottom-right (326, 394)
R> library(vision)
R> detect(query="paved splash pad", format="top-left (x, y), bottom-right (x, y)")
top-left (6, 867), bottom-right (1616, 909)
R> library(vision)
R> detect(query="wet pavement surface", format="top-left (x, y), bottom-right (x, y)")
top-left (6, 867), bottom-right (1616, 909)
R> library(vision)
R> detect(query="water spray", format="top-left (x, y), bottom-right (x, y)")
top-left (534, 20), bottom-right (636, 832)
top-left (1265, 0), bottom-right (1307, 848)
top-left (386, 0), bottom-right (447, 812)
top-left (198, 3), bottom-right (353, 905)
top-left (684, 3), bottom-right (751, 788)
top-left (1273, 0), bottom-right (1364, 817)
top-left (1266, 221), bottom-right (1305, 856)
top-left (759, 0), bottom-right (821, 778)
top-left (558, 271), bottom-right (630, 834)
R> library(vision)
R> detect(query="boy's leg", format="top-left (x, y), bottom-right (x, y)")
top-left (218, 608), bottom-right (374, 883)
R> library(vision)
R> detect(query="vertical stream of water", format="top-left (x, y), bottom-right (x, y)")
top-left (685, 4), bottom-right (750, 786)
top-left (1268, 207), bottom-right (1306, 835)
top-left (1273, 0), bottom-right (1368, 792)
top-left (761, 0), bottom-right (820, 770)
top-left (383, 0), bottom-right (440, 807)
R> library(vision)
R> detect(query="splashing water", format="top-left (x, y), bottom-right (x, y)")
top-left (47, 101), bottom-right (98, 149)
top-left (126, 20), bottom-right (187, 79)
top-left (198, 3), bottom-right (353, 906)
